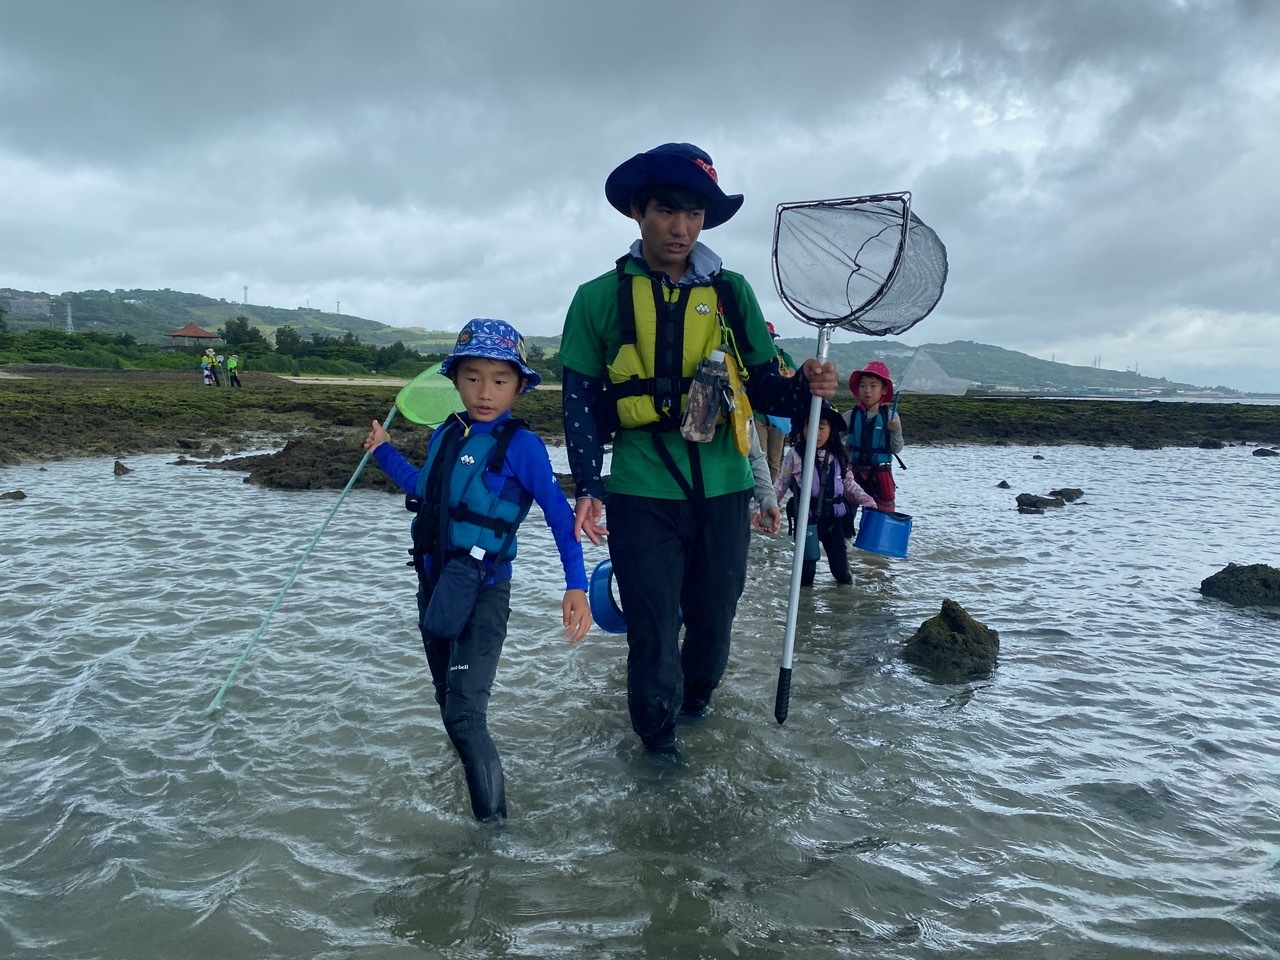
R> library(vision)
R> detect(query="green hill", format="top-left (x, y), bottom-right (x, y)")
top-left (0, 286), bottom-right (462, 354)
top-left (1, 285), bottom-right (1234, 395)
top-left (774, 338), bottom-right (1221, 396)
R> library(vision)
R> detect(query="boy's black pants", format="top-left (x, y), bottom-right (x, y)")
top-left (417, 578), bottom-right (511, 821)
top-left (606, 490), bottom-right (751, 750)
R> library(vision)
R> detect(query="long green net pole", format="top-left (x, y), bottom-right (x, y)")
top-left (204, 404), bottom-right (398, 714)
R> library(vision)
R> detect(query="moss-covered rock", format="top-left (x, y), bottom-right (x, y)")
top-left (210, 433), bottom-right (400, 492)
top-left (1200, 563), bottom-right (1280, 608)
top-left (901, 599), bottom-right (1000, 682)
top-left (1016, 493), bottom-right (1065, 510)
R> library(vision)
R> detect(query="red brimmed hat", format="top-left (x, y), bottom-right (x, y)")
top-left (604, 143), bottom-right (744, 230)
top-left (849, 361), bottom-right (894, 402)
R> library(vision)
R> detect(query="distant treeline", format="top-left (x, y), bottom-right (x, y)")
top-left (0, 311), bottom-right (564, 382)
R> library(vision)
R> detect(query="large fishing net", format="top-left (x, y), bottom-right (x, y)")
top-left (896, 347), bottom-right (971, 398)
top-left (770, 191), bottom-right (949, 725)
top-left (771, 192), bottom-right (948, 335)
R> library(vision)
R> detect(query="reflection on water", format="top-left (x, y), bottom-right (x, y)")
top-left (2, 443), bottom-right (1279, 958)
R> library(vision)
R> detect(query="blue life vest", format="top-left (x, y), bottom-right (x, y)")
top-left (847, 408), bottom-right (894, 468)
top-left (408, 418), bottom-right (532, 573)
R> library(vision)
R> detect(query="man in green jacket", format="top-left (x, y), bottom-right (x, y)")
top-left (559, 142), bottom-right (837, 753)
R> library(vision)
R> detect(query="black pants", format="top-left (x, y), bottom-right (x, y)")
top-left (786, 500), bottom-right (852, 586)
top-left (229, 372), bottom-right (242, 387)
top-left (607, 490), bottom-right (751, 750)
top-left (805, 518), bottom-right (852, 586)
top-left (417, 577), bottom-right (511, 821)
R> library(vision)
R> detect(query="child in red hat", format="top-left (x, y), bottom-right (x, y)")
top-left (845, 361), bottom-right (904, 511)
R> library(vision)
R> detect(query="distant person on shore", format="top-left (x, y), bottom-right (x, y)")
top-left (753, 322), bottom-right (797, 482)
top-left (362, 318), bottom-right (591, 823)
top-left (200, 347), bottom-right (222, 386)
top-left (227, 354), bottom-right (243, 387)
top-left (775, 403), bottom-right (876, 586)
top-left (845, 361), bottom-right (903, 511)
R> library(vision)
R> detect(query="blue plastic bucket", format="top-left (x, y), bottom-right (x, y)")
top-left (588, 559), bottom-right (628, 634)
top-left (854, 509), bottom-right (912, 558)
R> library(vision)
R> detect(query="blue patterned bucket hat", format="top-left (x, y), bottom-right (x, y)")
top-left (438, 318), bottom-right (541, 394)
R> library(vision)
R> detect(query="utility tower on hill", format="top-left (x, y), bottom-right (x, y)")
top-left (65, 303), bottom-right (73, 334)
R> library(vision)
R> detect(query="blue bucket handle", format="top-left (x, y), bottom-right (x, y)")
top-left (589, 559), bottom-right (628, 634)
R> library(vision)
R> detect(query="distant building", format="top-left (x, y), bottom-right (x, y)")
top-left (164, 322), bottom-right (220, 349)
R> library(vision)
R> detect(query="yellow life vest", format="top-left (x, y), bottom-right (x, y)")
top-left (606, 275), bottom-right (723, 430)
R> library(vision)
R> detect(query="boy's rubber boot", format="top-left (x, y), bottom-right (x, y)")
top-left (465, 756), bottom-right (507, 822)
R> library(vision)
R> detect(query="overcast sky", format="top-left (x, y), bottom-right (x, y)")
top-left (3, 0), bottom-right (1277, 390)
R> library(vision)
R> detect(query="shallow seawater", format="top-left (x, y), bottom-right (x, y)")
top-left (2, 442), bottom-right (1279, 959)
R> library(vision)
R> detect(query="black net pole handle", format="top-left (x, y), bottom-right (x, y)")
top-left (774, 667), bottom-right (793, 724)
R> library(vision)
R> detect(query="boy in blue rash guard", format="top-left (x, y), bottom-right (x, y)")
top-left (363, 318), bottom-right (591, 822)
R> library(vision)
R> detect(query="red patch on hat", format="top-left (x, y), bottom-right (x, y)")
top-left (693, 158), bottom-right (718, 183)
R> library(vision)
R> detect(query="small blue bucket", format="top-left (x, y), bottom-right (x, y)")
top-left (854, 509), bottom-right (912, 558)
top-left (588, 559), bottom-right (628, 634)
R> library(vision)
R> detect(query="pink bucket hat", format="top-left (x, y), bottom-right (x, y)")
top-left (849, 361), bottom-right (894, 402)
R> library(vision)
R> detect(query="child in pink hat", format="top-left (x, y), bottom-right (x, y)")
top-left (845, 361), bottom-right (904, 511)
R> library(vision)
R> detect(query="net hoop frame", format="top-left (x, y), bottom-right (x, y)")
top-left (771, 190), bottom-right (918, 330)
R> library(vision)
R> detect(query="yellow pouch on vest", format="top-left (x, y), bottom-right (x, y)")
top-left (724, 352), bottom-right (753, 456)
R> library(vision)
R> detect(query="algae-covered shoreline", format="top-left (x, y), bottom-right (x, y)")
top-left (3, 366), bottom-right (1279, 484)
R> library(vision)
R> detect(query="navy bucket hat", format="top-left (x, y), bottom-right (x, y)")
top-left (439, 318), bottom-right (542, 394)
top-left (605, 142), bottom-right (745, 230)
top-left (791, 401), bottom-right (846, 440)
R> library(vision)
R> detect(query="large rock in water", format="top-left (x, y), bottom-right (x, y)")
top-left (208, 433), bottom-right (398, 492)
top-left (901, 599), bottom-right (1000, 682)
top-left (1016, 493), bottom-right (1065, 510)
top-left (1200, 563), bottom-right (1280, 608)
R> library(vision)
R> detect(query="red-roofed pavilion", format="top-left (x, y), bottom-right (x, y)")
top-left (165, 322), bottom-right (220, 347)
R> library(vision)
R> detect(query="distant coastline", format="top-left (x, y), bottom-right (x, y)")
top-left (3, 366), bottom-right (1279, 474)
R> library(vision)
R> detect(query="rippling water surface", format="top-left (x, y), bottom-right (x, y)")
top-left (3, 442), bottom-right (1279, 959)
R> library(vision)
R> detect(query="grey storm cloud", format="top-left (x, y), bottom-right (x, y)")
top-left (3, 0), bottom-right (1278, 390)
